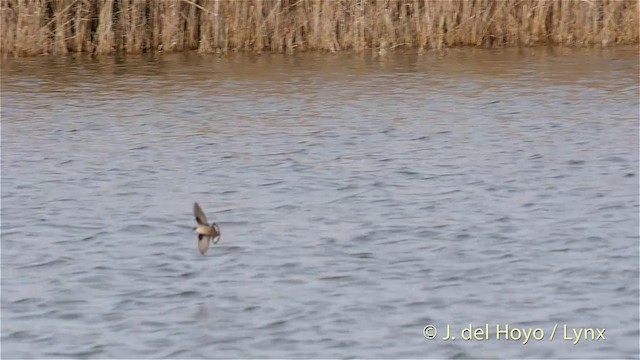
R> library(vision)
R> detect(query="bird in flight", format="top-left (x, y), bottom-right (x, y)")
top-left (193, 202), bottom-right (221, 255)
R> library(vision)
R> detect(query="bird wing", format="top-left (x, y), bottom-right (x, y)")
top-left (198, 235), bottom-right (210, 255)
top-left (193, 202), bottom-right (208, 226)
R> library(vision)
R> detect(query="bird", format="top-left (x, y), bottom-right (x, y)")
top-left (192, 202), bottom-right (220, 255)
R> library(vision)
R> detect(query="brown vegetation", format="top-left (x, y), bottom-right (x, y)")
top-left (1, 0), bottom-right (638, 57)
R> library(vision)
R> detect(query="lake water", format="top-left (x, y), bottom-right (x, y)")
top-left (1, 47), bottom-right (639, 359)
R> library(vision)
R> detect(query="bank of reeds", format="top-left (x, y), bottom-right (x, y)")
top-left (1, 0), bottom-right (638, 56)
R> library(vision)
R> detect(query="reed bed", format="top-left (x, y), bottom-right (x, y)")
top-left (1, 0), bottom-right (638, 56)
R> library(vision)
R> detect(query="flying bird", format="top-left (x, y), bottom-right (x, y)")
top-left (193, 202), bottom-right (221, 255)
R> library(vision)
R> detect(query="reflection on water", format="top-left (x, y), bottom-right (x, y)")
top-left (1, 47), bottom-right (639, 358)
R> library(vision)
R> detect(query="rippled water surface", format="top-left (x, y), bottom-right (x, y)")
top-left (2, 48), bottom-right (639, 359)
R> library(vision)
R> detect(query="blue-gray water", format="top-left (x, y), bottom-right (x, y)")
top-left (1, 48), bottom-right (639, 359)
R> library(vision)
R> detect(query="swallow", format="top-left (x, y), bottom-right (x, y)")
top-left (193, 202), bottom-right (220, 255)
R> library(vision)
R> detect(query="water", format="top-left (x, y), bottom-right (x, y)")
top-left (1, 47), bottom-right (638, 359)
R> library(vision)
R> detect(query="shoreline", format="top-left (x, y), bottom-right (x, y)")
top-left (1, 0), bottom-right (638, 57)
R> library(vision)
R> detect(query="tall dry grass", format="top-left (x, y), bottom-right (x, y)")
top-left (1, 0), bottom-right (638, 56)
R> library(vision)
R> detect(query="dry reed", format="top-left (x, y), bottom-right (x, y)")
top-left (1, 0), bottom-right (638, 57)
